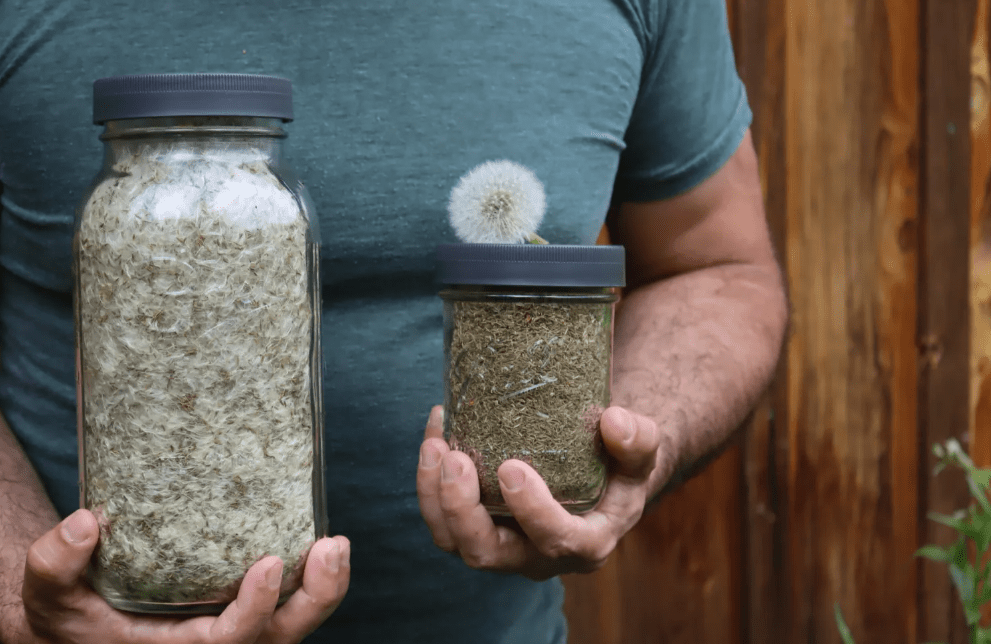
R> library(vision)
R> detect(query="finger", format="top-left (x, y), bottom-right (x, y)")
top-left (23, 509), bottom-right (99, 592)
top-left (599, 407), bottom-right (661, 479)
top-left (439, 451), bottom-right (528, 571)
top-left (424, 405), bottom-right (444, 440)
top-left (265, 536), bottom-right (351, 642)
top-left (498, 460), bottom-right (614, 567)
top-left (202, 555), bottom-right (282, 642)
top-left (114, 559), bottom-right (281, 644)
top-left (417, 436), bottom-right (456, 550)
top-left (581, 469), bottom-right (649, 537)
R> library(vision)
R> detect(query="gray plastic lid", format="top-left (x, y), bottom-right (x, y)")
top-left (93, 73), bottom-right (293, 124)
top-left (437, 243), bottom-right (626, 288)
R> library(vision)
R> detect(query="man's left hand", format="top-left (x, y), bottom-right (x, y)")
top-left (416, 404), bottom-right (665, 580)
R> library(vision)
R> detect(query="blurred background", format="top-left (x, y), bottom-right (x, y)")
top-left (562, 0), bottom-right (991, 642)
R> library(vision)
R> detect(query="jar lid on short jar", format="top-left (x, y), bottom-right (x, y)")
top-left (93, 73), bottom-right (293, 124)
top-left (436, 243), bottom-right (625, 288)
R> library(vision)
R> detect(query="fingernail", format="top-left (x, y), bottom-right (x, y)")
top-left (428, 405), bottom-right (444, 428)
top-left (441, 455), bottom-right (463, 483)
top-left (500, 463), bottom-right (526, 493)
top-left (322, 539), bottom-right (340, 574)
top-left (266, 559), bottom-right (283, 590)
top-left (420, 443), bottom-right (440, 468)
top-left (61, 510), bottom-right (90, 544)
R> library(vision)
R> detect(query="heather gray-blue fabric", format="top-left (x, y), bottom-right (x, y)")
top-left (0, 1), bottom-right (750, 641)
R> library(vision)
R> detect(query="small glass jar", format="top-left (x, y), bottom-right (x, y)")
top-left (73, 74), bottom-right (326, 614)
top-left (437, 243), bottom-right (625, 515)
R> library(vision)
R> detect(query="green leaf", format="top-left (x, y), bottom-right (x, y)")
top-left (949, 562), bottom-right (976, 605)
top-left (972, 468), bottom-right (991, 491)
top-left (963, 602), bottom-right (982, 628)
top-left (972, 510), bottom-right (991, 553)
top-left (966, 473), bottom-right (991, 514)
top-left (930, 511), bottom-right (985, 543)
top-left (834, 603), bottom-right (856, 644)
top-left (916, 545), bottom-right (952, 563)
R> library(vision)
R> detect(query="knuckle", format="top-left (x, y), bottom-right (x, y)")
top-left (432, 536), bottom-right (457, 553)
top-left (184, 629), bottom-right (215, 644)
top-left (540, 535), bottom-right (576, 560)
top-left (641, 416), bottom-right (661, 448)
top-left (440, 497), bottom-right (468, 523)
top-left (25, 541), bottom-right (58, 580)
top-left (462, 549), bottom-right (496, 570)
top-left (587, 557), bottom-right (608, 572)
top-left (590, 539), bottom-right (616, 564)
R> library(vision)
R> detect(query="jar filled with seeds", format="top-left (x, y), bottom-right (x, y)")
top-left (74, 74), bottom-right (325, 614)
top-left (436, 243), bottom-right (625, 515)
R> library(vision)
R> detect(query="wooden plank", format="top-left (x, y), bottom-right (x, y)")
top-left (969, 0), bottom-right (991, 629)
top-left (783, 0), bottom-right (920, 642)
top-left (919, 0), bottom-right (977, 641)
top-left (732, 0), bottom-right (791, 642)
top-left (970, 0), bottom-right (991, 469)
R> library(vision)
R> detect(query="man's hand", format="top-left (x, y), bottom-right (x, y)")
top-left (14, 509), bottom-right (350, 644)
top-left (416, 404), bottom-right (666, 580)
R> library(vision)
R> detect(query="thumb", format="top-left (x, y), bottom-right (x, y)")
top-left (599, 407), bottom-right (661, 479)
top-left (24, 509), bottom-right (100, 591)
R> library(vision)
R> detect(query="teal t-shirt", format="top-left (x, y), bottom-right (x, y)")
top-left (0, 1), bottom-right (750, 641)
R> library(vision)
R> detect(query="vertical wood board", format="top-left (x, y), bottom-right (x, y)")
top-left (732, 0), bottom-right (791, 642)
top-left (970, 0), bottom-right (991, 468)
top-left (783, 0), bottom-right (920, 641)
top-left (919, 0), bottom-right (977, 641)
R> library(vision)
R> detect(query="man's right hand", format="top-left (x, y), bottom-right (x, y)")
top-left (14, 509), bottom-right (350, 644)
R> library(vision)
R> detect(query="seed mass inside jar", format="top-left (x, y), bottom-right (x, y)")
top-left (446, 299), bottom-right (612, 512)
top-left (76, 148), bottom-right (316, 607)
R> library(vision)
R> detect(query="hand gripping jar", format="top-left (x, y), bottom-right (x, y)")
top-left (73, 74), bottom-right (326, 614)
top-left (437, 243), bottom-right (625, 515)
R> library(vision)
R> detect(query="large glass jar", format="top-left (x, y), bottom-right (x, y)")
top-left (436, 244), bottom-right (625, 515)
top-left (73, 74), bottom-right (326, 614)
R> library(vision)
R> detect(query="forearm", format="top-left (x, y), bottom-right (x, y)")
top-left (610, 261), bottom-right (787, 498)
top-left (0, 411), bottom-right (59, 642)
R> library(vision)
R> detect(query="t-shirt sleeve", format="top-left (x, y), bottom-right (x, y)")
top-left (614, 0), bottom-right (752, 202)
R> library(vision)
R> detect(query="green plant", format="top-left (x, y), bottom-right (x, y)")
top-left (836, 438), bottom-right (991, 644)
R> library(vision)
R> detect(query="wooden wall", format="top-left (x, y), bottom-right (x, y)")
top-left (562, 0), bottom-right (991, 642)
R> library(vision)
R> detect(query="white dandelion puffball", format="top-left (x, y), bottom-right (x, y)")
top-left (448, 160), bottom-right (546, 243)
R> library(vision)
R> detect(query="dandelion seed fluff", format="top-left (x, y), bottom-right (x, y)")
top-left (77, 139), bottom-right (316, 607)
top-left (448, 160), bottom-right (546, 243)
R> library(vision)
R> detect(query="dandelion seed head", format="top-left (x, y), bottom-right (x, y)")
top-left (448, 160), bottom-right (546, 243)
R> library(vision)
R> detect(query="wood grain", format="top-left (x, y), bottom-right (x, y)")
top-left (970, 0), bottom-right (991, 630)
top-left (561, 1), bottom-right (983, 641)
top-left (782, 0), bottom-right (920, 642)
top-left (919, 0), bottom-right (977, 641)
top-left (970, 0), bottom-right (991, 469)
top-left (733, 0), bottom-right (791, 642)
